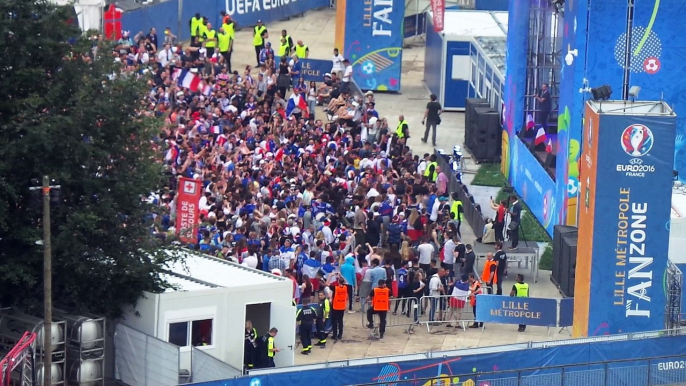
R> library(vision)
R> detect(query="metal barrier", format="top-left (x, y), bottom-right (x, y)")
top-left (361, 298), bottom-right (419, 337)
top-left (362, 295), bottom-right (479, 336)
top-left (418, 294), bottom-right (476, 332)
top-left (190, 347), bottom-right (242, 383)
top-left (348, 354), bottom-right (686, 386)
top-left (114, 323), bottom-right (181, 386)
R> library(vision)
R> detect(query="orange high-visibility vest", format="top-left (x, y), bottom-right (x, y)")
top-left (372, 287), bottom-right (390, 311)
top-left (470, 282), bottom-right (481, 307)
top-left (482, 260), bottom-right (498, 283)
top-left (332, 284), bottom-right (348, 310)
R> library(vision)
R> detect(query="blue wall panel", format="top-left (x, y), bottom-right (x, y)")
top-left (121, 1), bottom-right (179, 40)
top-left (424, 18), bottom-right (443, 99)
top-left (475, 0), bottom-right (508, 11)
top-left (121, 0), bottom-right (329, 44)
top-left (189, 335), bottom-right (686, 386)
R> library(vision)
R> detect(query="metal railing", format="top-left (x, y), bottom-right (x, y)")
top-left (348, 354), bottom-right (686, 386)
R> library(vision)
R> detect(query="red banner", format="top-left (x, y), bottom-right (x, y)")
top-left (431, 0), bottom-right (445, 33)
top-left (176, 177), bottom-right (202, 244)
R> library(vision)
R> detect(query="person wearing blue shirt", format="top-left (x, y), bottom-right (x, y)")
top-left (369, 258), bottom-right (387, 290)
top-left (262, 253), bottom-right (271, 272)
top-left (393, 260), bottom-right (411, 315)
top-left (340, 254), bottom-right (357, 312)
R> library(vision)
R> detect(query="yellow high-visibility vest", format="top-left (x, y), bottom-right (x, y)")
top-left (295, 44), bottom-right (308, 58)
top-left (204, 29), bottom-right (216, 48)
top-left (217, 32), bottom-right (230, 52)
top-left (198, 23), bottom-right (208, 43)
top-left (424, 161), bottom-right (438, 181)
top-left (514, 282), bottom-right (529, 297)
top-left (190, 17), bottom-right (202, 37)
top-left (253, 25), bottom-right (267, 46)
top-left (396, 120), bottom-right (408, 138)
top-left (451, 200), bottom-right (464, 221)
top-left (222, 22), bottom-right (235, 40)
top-left (278, 42), bottom-right (289, 57)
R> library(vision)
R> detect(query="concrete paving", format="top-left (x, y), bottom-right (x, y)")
top-left (227, 9), bottom-right (565, 365)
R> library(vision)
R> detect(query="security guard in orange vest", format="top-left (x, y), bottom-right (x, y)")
top-left (314, 291), bottom-right (330, 347)
top-left (296, 299), bottom-right (317, 355)
top-left (330, 277), bottom-right (348, 341)
top-left (366, 279), bottom-right (391, 339)
top-left (481, 252), bottom-right (498, 294)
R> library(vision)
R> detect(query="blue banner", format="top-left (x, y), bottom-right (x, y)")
top-left (121, 0), bottom-right (330, 44)
top-left (585, 108), bottom-right (675, 334)
top-left (187, 335), bottom-right (686, 386)
top-left (274, 57), bottom-right (332, 82)
top-left (343, 0), bottom-right (403, 91)
top-left (475, 295), bottom-right (557, 327)
top-left (559, 298), bottom-right (574, 327)
top-left (403, 13), bottom-right (426, 39)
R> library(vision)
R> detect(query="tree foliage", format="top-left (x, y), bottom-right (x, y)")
top-left (0, 0), bottom-right (174, 318)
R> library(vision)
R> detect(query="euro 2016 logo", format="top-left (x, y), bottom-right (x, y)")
top-left (621, 124), bottom-right (654, 157)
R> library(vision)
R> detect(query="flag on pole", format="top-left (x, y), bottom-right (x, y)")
top-left (546, 138), bottom-right (553, 153)
top-left (526, 113), bottom-right (535, 130)
top-left (535, 127), bottom-right (547, 146)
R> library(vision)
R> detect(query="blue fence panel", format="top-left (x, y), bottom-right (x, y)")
top-left (403, 12), bottom-right (426, 39)
top-left (121, 0), bottom-right (330, 44)
top-left (121, 1), bottom-right (179, 40)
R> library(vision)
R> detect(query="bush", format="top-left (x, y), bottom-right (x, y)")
top-left (471, 163), bottom-right (507, 187)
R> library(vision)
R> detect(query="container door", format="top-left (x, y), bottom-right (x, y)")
top-left (444, 41), bottom-right (471, 110)
top-left (270, 302), bottom-right (296, 367)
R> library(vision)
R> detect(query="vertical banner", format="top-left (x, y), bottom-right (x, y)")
top-left (501, 0), bottom-right (530, 181)
top-left (343, 0), bottom-right (404, 92)
top-left (575, 101), bottom-right (676, 336)
top-left (430, 0), bottom-right (444, 33)
top-left (176, 177), bottom-right (202, 244)
top-left (573, 104), bottom-right (599, 337)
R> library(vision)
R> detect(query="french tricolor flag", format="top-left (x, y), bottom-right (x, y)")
top-left (286, 93), bottom-right (309, 117)
top-left (201, 83), bottom-right (212, 96)
top-left (526, 113), bottom-right (535, 130)
top-left (176, 69), bottom-right (201, 92)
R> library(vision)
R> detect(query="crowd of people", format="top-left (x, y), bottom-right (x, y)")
top-left (110, 10), bottom-right (527, 370)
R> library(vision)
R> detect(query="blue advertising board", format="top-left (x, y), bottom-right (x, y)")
top-left (403, 12), bottom-right (426, 39)
top-left (187, 335), bottom-right (686, 386)
top-left (579, 107), bottom-right (676, 335)
top-left (475, 295), bottom-right (558, 327)
top-left (559, 298), bottom-right (574, 327)
top-left (274, 57), bottom-right (332, 82)
top-left (121, 0), bottom-right (330, 44)
top-left (342, 0), bottom-right (404, 91)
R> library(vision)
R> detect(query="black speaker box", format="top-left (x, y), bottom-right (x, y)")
top-left (475, 109), bottom-right (500, 135)
top-left (559, 233), bottom-right (578, 298)
top-left (553, 225), bottom-right (578, 287)
top-left (466, 101), bottom-right (491, 145)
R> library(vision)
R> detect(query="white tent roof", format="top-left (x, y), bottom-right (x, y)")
top-left (164, 250), bottom-right (288, 289)
top-left (433, 10), bottom-right (508, 38)
top-left (160, 272), bottom-right (218, 293)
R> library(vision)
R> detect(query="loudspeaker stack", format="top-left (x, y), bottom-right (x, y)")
top-left (552, 225), bottom-right (578, 297)
top-left (464, 99), bottom-right (501, 162)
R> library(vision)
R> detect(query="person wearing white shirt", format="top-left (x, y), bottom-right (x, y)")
top-left (331, 48), bottom-right (345, 75)
top-left (430, 197), bottom-right (442, 222)
top-left (428, 269), bottom-right (445, 322)
top-left (321, 222), bottom-right (334, 245)
top-left (157, 44), bottom-right (174, 67)
top-left (341, 58), bottom-right (353, 93)
top-left (242, 253), bottom-right (259, 269)
top-left (417, 240), bottom-right (434, 271)
top-left (366, 187), bottom-right (379, 199)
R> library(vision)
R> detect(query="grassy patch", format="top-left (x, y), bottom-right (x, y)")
top-left (471, 163), bottom-right (508, 187)
top-left (539, 244), bottom-right (553, 271)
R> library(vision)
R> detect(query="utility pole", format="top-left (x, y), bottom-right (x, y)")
top-left (42, 176), bottom-right (52, 386)
top-left (31, 176), bottom-right (59, 386)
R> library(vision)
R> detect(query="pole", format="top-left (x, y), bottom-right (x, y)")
top-left (42, 175), bottom-right (52, 386)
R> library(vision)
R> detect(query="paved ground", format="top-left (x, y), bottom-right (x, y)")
top-left (228, 9), bottom-right (566, 365)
